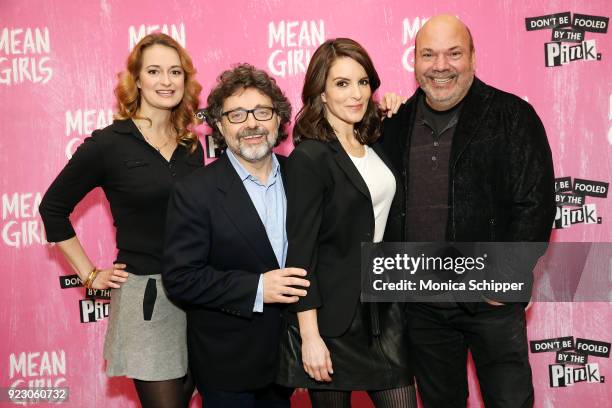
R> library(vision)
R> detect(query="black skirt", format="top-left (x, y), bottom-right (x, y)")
top-left (276, 302), bottom-right (413, 390)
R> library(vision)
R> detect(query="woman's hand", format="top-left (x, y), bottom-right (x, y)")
top-left (380, 92), bottom-right (407, 119)
top-left (301, 334), bottom-right (333, 382)
top-left (91, 263), bottom-right (128, 290)
top-left (55, 238), bottom-right (128, 291)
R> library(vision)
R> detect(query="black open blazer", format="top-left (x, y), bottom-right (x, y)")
top-left (163, 153), bottom-right (286, 391)
top-left (284, 139), bottom-right (404, 337)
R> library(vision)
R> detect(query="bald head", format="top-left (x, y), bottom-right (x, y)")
top-left (416, 14), bottom-right (474, 55)
top-left (413, 14), bottom-right (476, 110)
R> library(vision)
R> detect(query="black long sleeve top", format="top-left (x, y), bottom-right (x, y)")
top-left (39, 119), bottom-right (204, 275)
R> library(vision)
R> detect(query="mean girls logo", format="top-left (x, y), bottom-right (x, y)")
top-left (64, 108), bottom-right (113, 159)
top-left (401, 16), bottom-right (429, 72)
top-left (1, 192), bottom-right (47, 248)
top-left (0, 27), bottom-right (53, 85)
top-left (267, 19), bottom-right (325, 78)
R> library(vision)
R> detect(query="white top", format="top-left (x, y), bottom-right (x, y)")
top-left (348, 146), bottom-right (396, 243)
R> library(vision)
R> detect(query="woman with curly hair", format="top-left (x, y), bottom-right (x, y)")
top-left (39, 33), bottom-right (203, 408)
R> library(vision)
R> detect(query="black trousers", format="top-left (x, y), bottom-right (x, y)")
top-left (405, 302), bottom-right (533, 408)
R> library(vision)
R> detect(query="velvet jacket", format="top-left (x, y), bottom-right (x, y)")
top-left (380, 77), bottom-right (556, 302)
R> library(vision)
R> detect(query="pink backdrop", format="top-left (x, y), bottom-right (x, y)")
top-left (1, 0), bottom-right (611, 406)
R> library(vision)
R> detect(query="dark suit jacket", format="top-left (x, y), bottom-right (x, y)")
top-left (284, 139), bottom-right (404, 337)
top-left (163, 153), bottom-right (286, 391)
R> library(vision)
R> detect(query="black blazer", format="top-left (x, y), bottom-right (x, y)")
top-left (284, 139), bottom-right (404, 337)
top-left (163, 153), bottom-right (286, 391)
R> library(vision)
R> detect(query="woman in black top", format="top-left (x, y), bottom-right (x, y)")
top-left (39, 33), bottom-right (202, 408)
top-left (276, 38), bottom-right (416, 407)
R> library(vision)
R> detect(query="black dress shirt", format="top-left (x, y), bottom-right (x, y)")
top-left (40, 119), bottom-right (204, 275)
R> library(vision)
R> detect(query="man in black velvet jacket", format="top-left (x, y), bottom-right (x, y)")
top-left (380, 14), bottom-right (555, 408)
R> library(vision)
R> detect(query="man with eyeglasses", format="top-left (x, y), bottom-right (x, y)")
top-left (163, 63), bottom-right (308, 408)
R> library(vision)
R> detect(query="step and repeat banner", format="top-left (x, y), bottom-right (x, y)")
top-left (1, 0), bottom-right (611, 406)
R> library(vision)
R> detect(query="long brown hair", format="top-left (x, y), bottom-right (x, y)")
top-left (114, 33), bottom-right (202, 152)
top-left (293, 38), bottom-right (381, 146)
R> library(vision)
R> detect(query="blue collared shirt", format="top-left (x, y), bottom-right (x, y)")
top-left (226, 149), bottom-right (287, 312)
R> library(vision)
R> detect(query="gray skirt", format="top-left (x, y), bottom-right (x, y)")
top-left (103, 273), bottom-right (188, 381)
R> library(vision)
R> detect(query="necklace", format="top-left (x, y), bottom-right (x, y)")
top-left (136, 121), bottom-right (174, 152)
top-left (142, 133), bottom-right (170, 152)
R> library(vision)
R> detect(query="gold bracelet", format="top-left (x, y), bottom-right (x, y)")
top-left (89, 268), bottom-right (100, 289)
top-left (83, 270), bottom-right (93, 289)
top-left (83, 271), bottom-right (92, 288)
top-left (83, 267), bottom-right (99, 289)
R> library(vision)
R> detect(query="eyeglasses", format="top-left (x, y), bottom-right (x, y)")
top-left (221, 107), bottom-right (276, 124)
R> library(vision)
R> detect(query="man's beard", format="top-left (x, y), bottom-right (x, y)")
top-left (418, 69), bottom-right (474, 110)
top-left (234, 126), bottom-right (277, 163)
